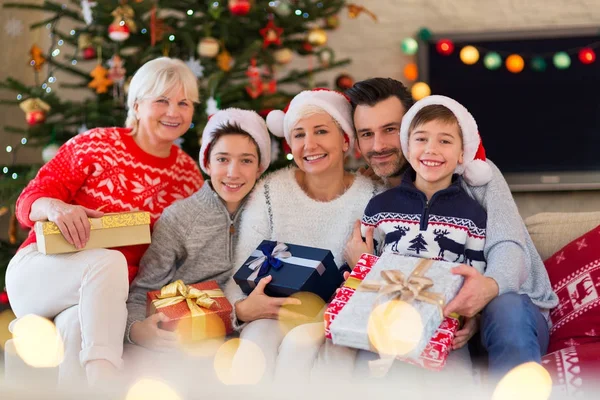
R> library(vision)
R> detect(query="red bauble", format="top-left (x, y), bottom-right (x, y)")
top-left (335, 73), bottom-right (355, 91)
top-left (229, 0), bottom-right (251, 16)
top-left (436, 39), bottom-right (454, 56)
top-left (26, 110), bottom-right (46, 125)
top-left (108, 23), bottom-right (130, 42)
top-left (0, 291), bottom-right (9, 304)
top-left (578, 48), bottom-right (596, 64)
top-left (82, 46), bottom-right (96, 60)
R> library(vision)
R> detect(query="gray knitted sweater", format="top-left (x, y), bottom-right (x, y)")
top-left (125, 181), bottom-right (243, 342)
top-left (460, 160), bottom-right (558, 315)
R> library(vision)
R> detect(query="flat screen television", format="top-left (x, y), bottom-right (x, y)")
top-left (418, 27), bottom-right (600, 191)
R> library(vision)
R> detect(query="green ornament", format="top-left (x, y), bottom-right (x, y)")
top-left (208, 2), bottom-right (223, 19)
top-left (553, 52), bottom-right (571, 69)
top-left (401, 38), bottom-right (419, 55)
top-left (417, 27), bottom-right (432, 41)
top-left (483, 52), bottom-right (502, 70)
top-left (530, 56), bottom-right (546, 72)
top-left (276, 2), bottom-right (291, 17)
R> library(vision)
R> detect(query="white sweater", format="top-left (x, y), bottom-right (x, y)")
top-left (224, 167), bottom-right (378, 328)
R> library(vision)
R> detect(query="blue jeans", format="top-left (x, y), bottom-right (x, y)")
top-left (480, 292), bottom-right (549, 379)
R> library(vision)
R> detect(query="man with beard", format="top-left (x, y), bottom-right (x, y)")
top-left (343, 78), bottom-right (558, 379)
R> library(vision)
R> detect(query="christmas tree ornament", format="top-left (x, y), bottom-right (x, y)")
top-left (19, 98), bottom-right (50, 126)
top-left (185, 57), bottom-right (204, 78)
top-left (29, 44), bottom-right (46, 72)
top-left (78, 33), bottom-right (96, 60)
top-left (553, 52), bottom-right (571, 69)
top-left (217, 49), bottom-right (234, 71)
top-left (4, 17), bottom-right (23, 37)
top-left (245, 58), bottom-right (263, 99)
top-left (42, 143), bottom-right (60, 163)
top-left (88, 64), bottom-right (113, 94)
top-left (459, 46), bottom-right (479, 65)
top-left (346, 4), bottom-right (378, 21)
top-left (505, 54), bottom-right (524, 73)
top-left (411, 82), bottom-right (431, 100)
top-left (107, 55), bottom-right (126, 102)
top-left (403, 63), bottom-right (418, 81)
top-left (436, 39), bottom-right (454, 56)
top-left (307, 27), bottom-right (328, 47)
top-left (318, 48), bottom-right (334, 67)
top-left (274, 1), bottom-right (291, 17)
top-left (205, 96), bottom-right (220, 116)
top-left (335, 73), bottom-right (354, 91)
top-left (82, 46), bottom-right (96, 60)
top-left (150, 5), bottom-right (172, 46)
top-left (259, 20), bottom-right (283, 48)
top-left (401, 38), bottom-right (418, 55)
top-left (530, 56), bottom-right (547, 72)
top-left (80, 0), bottom-right (97, 26)
top-left (298, 41), bottom-right (314, 55)
top-left (109, 5), bottom-right (137, 42)
top-left (578, 47), bottom-right (595, 64)
top-left (198, 37), bottom-right (220, 58)
top-left (0, 290), bottom-right (8, 304)
top-left (326, 15), bottom-right (340, 29)
top-left (274, 48), bottom-right (293, 65)
top-left (229, 0), bottom-right (251, 16)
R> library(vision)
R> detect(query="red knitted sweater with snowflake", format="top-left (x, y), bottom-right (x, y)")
top-left (15, 127), bottom-right (204, 283)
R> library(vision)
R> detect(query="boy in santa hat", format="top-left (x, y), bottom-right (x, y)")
top-left (125, 108), bottom-right (271, 350)
top-left (360, 95), bottom-right (491, 352)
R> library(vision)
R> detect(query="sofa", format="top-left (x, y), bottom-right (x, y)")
top-left (3, 212), bottom-right (600, 394)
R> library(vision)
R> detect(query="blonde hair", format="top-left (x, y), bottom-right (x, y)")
top-left (126, 57), bottom-right (200, 134)
top-left (292, 104), bottom-right (344, 134)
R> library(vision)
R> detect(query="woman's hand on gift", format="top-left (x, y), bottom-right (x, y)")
top-left (443, 265), bottom-right (499, 318)
top-left (343, 220), bottom-right (374, 268)
top-left (129, 313), bottom-right (179, 351)
top-left (452, 315), bottom-right (480, 350)
top-left (235, 275), bottom-right (304, 321)
top-left (31, 198), bottom-right (104, 249)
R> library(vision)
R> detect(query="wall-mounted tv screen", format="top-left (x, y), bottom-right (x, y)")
top-left (420, 27), bottom-right (600, 191)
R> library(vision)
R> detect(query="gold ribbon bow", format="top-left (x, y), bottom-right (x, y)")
top-left (111, 5), bottom-right (137, 32)
top-left (152, 280), bottom-right (223, 314)
top-left (358, 259), bottom-right (445, 318)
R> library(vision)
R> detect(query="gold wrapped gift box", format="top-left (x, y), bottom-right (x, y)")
top-left (34, 211), bottom-right (151, 255)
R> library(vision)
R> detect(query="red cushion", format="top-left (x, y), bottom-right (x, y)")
top-left (544, 224), bottom-right (600, 353)
top-left (542, 343), bottom-right (600, 396)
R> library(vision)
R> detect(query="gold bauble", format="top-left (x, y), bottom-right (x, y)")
top-left (274, 48), bottom-right (293, 64)
top-left (197, 37), bottom-right (220, 58)
top-left (307, 28), bottom-right (328, 47)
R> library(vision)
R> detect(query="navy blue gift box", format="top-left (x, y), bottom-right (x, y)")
top-left (233, 240), bottom-right (344, 302)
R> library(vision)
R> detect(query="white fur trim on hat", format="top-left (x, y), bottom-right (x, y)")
top-left (399, 95), bottom-right (492, 186)
top-left (266, 89), bottom-right (355, 155)
top-left (199, 108), bottom-right (271, 174)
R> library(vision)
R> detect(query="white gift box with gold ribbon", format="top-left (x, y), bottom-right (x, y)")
top-left (34, 211), bottom-right (151, 255)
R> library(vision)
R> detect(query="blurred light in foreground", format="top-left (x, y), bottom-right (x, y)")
top-left (368, 300), bottom-right (423, 357)
top-left (214, 338), bottom-right (265, 385)
top-left (126, 378), bottom-right (181, 400)
top-left (12, 314), bottom-right (64, 367)
top-left (278, 291), bottom-right (325, 336)
top-left (492, 362), bottom-right (552, 400)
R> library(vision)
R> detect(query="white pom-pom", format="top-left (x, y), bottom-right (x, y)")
top-left (463, 159), bottom-right (493, 186)
top-left (266, 110), bottom-right (286, 138)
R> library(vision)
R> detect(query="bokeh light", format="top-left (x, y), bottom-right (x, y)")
top-left (278, 291), bottom-right (325, 336)
top-left (411, 82), bottom-right (431, 101)
top-left (460, 46), bottom-right (480, 65)
top-left (492, 362), bottom-right (552, 400)
top-left (367, 300), bottom-right (423, 357)
top-left (214, 338), bottom-right (266, 385)
top-left (553, 52), bottom-right (571, 69)
top-left (403, 63), bottom-right (418, 81)
top-left (483, 52), bottom-right (502, 70)
top-left (126, 378), bottom-right (181, 400)
top-left (506, 54), bottom-right (525, 73)
top-left (401, 38), bottom-right (419, 55)
top-left (12, 314), bottom-right (64, 368)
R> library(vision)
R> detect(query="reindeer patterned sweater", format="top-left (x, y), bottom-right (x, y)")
top-left (362, 169), bottom-right (487, 272)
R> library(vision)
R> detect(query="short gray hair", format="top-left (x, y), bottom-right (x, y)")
top-left (126, 57), bottom-right (200, 134)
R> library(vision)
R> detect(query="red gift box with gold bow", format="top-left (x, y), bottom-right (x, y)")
top-left (146, 280), bottom-right (233, 343)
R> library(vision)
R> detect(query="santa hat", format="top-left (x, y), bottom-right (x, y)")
top-left (399, 95), bottom-right (492, 186)
top-left (199, 108), bottom-right (271, 174)
top-left (266, 88), bottom-right (355, 154)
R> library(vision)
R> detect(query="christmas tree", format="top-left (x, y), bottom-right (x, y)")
top-left (0, 0), bottom-right (377, 297)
